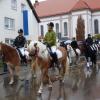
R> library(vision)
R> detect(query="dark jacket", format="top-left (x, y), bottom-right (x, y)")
top-left (71, 40), bottom-right (78, 49)
top-left (85, 37), bottom-right (93, 45)
top-left (13, 36), bottom-right (26, 48)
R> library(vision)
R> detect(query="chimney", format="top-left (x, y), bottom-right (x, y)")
top-left (34, 0), bottom-right (39, 7)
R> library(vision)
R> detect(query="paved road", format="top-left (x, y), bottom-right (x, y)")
top-left (0, 58), bottom-right (100, 100)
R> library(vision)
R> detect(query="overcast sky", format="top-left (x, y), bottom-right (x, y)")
top-left (30, 0), bottom-right (46, 4)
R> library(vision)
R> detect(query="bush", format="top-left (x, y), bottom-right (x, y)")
top-left (92, 34), bottom-right (100, 40)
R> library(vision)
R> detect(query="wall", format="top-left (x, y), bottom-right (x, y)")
top-left (0, 0), bottom-right (39, 43)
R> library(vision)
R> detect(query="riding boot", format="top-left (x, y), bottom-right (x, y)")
top-left (52, 52), bottom-right (60, 70)
top-left (74, 48), bottom-right (78, 56)
top-left (23, 55), bottom-right (27, 65)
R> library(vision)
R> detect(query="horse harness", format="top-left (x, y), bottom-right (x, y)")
top-left (89, 44), bottom-right (99, 52)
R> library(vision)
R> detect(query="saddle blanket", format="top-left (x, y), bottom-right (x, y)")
top-left (90, 44), bottom-right (99, 51)
top-left (51, 46), bottom-right (62, 59)
top-left (18, 47), bottom-right (29, 57)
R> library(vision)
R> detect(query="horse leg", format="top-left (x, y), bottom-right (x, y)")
top-left (14, 65), bottom-right (21, 80)
top-left (38, 69), bottom-right (45, 94)
top-left (38, 80), bottom-right (43, 94)
top-left (59, 61), bottom-right (66, 83)
top-left (7, 63), bottom-right (14, 85)
top-left (31, 60), bottom-right (37, 78)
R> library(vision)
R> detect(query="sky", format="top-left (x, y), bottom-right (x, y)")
top-left (30, 0), bottom-right (46, 4)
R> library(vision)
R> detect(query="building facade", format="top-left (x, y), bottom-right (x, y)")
top-left (0, 0), bottom-right (40, 44)
top-left (34, 0), bottom-right (100, 40)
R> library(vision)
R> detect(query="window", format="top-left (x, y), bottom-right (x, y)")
top-left (64, 22), bottom-right (68, 36)
top-left (40, 25), bottom-right (44, 36)
top-left (56, 23), bottom-right (59, 33)
top-left (21, 3), bottom-right (26, 12)
top-left (4, 17), bottom-right (15, 30)
top-left (11, 0), bottom-right (17, 10)
top-left (5, 38), bottom-right (14, 45)
top-left (5, 38), bottom-right (9, 44)
top-left (94, 19), bottom-right (99, 34)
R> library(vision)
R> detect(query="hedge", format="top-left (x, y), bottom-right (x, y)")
top-left (92, 34), bottom-right (100, 40)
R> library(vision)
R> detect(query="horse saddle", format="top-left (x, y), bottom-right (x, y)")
top-left (73, 48), bottom-right (80, 56)
top-left (17, 48), bottom-right (29, 60)
top-left (51, 46), bottom-right (62, 59)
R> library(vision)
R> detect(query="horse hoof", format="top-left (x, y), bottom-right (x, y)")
top-left (9, 80), bottom-right (14, 85)
top-left (48, 85), bottom-right (52, 90)
top-left (38, 90), bottom-right (42, 95)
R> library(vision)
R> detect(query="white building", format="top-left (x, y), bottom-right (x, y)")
top-left (0, 0), bottom-right (40, 44)
top-left (34, 0), bottom-right (100, 40)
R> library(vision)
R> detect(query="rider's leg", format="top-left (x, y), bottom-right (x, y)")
top-left (52, 52), bottom-right (60, 69)
top-left (17, 48), bottom-right (23, 63)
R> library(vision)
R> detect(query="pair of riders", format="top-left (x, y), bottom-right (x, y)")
top-left (13, 25), bottom-right (59, 68)
top-left (71, 34), bottom-right (94, 56)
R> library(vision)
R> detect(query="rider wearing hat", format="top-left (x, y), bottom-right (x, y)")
top-left (71, 37), bottom-right (79, 56)
top-left (85, 34), bottom-right (93, 45)
top-left (44, 22), bottom-right (56, 47)
top-left (13, 29), bottom-right (26, 48)
top-left (13, 29), bottom-right (27, 64)
top-left (44, 22), bottom-right (59, 68)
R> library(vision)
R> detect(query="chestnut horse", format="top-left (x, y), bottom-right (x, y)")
top-left (0, 43), bottom-right (21, 85)
top-left (28, 41), bottom-right (68, 94)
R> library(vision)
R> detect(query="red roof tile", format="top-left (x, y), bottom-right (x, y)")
top-left (34, 0), bottom-right (77, 18)
top-left (34, 0), bottom-right (100, 18)
top-left (84, 0), bottom-right (100, 11)
top-left (71, 0), bottom-right (90, 11)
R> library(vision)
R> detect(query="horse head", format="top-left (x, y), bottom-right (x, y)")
top-left (28, 41), bottom-right (48, 59)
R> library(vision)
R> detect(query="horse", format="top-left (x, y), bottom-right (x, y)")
top-left (82, 42), bottom-right (99, 74)
top-left (0, 43), bottom-right (30, 85)
top-left (28, 40), bottom-right (68, 94)
top-left (0, 43), bottom-right (21, 85)
top-left (66, 44), bottom-right (81, 66)
top-left (59, 41), bottom-right (81, 66)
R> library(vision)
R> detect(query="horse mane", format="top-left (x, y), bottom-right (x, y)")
top-left (1, 43), bottom-right (20, 66)
top-left (28, 40), bottom-right (48, 59)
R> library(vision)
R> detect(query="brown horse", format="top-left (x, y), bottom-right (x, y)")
top-left (0, 43), bottom-right (21, 84)
top-left (28, 40), bottom-right (68, 94)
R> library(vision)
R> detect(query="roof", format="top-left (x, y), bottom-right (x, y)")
top-left (34, 0), bottom-right (77, 18)
top-left (71, 0), bottom-right (90, 12)
top-left (27, 0), bottom-right (40, 22)
top-left (34, 0), bottom-right (100, 18)
top-left (84, 0), bottom-right (100, 11)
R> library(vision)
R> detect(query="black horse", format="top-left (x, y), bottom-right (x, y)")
top-left (82, 41), bottom-right (99, 68)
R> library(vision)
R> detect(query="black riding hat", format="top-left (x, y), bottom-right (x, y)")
top-left (88, 34), bottom-right (91, 37)
top-left (18, 29), bottom-right (23, 33)
top-left (47, 22), bottom-right (54, 27)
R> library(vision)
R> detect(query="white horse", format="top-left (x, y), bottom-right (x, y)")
top-left (67, 44), bottom-right (81, 66)
top-left (28, 40), bottom-right (68, 94)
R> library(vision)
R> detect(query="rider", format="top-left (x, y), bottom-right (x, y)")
top-left (13, 29), bottom-right (27, 63)
top-left (43, 22), bottom-right (59, 68)
top-left (71, 37), bottom-right (79, 56)
top-left (85, 34), bottom-right (93, 46)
